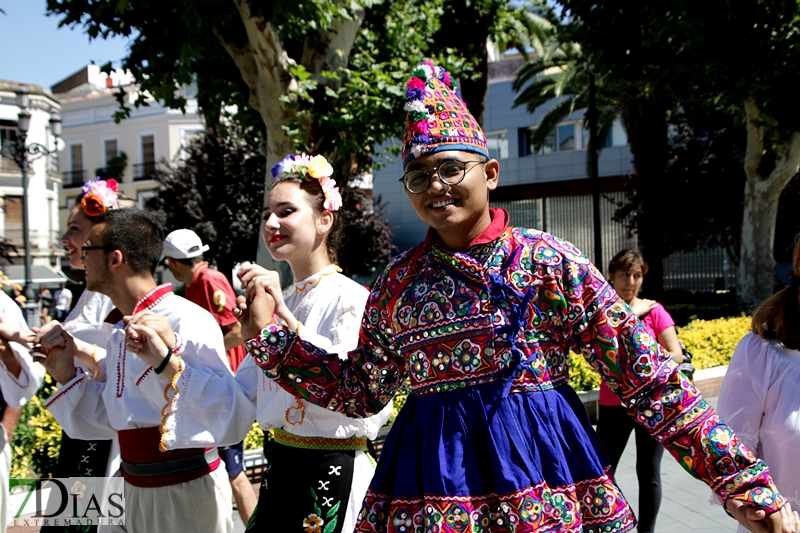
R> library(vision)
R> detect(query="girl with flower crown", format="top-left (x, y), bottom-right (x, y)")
top-left (33, 179), bottom-right (135, 533)
top-left (150, 154), bottom-right (391, 533)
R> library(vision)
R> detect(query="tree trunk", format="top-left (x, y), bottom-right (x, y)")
top-left (460, 42), bottom-right (489, 126)
top-left (622, 98), bottom-right (669, 299)
top-left (220, 1), bottom-right (366, 288)
top-left (737, 100), bottom-right (800, 310)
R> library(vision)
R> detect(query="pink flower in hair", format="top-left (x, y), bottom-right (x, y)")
top-left (318, 177), bottom-right (342, 212)
top-left (407, 78), bottom-right (427, 90)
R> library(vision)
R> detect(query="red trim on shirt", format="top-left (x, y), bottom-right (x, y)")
top-left (117, 284), bottom-right (174, 398)
top-left (45, 375), bottom-right (85, 408)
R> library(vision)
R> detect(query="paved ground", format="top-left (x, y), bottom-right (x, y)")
top-left (610, 395), bottom-right (737, 533)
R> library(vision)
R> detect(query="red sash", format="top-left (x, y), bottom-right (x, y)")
top-left (118, 427), bottom-right (219, 488)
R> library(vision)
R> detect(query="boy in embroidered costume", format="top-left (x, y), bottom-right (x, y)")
top-left (236, 62), bottom-right (800, 533)
top-left (150, 153), bottom-right (390, 533)
top-left (39, 209), bottom-right (248, 533)
top-left (162, 228), bottom-right (256, 524)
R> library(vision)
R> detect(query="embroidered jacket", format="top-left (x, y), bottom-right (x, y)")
top-left (247, 209), bottom-right (784, 512)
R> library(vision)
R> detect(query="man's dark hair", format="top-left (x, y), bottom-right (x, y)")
top-left (172, 255), bottom-right (204, 266)
top-left (97, 209), bottom-right (165, 275)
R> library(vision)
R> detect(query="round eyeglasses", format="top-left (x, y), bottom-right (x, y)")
top-left (399, 159), bottom-right (488, 194)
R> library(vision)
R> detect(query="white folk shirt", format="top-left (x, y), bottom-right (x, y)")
top-left (716, 332), bottom-right (800, 532)
top-left (46, 285), bottom-right (248, 449)
top-left (0, 291), bottom-right (45, 408)
top-left (64, 289), bottom-right (117, 349)
top-left (168, 268), bottom-right (392, 446)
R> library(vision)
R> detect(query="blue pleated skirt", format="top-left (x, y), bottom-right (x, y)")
top-left (357, 380), bottom-right (636, 532)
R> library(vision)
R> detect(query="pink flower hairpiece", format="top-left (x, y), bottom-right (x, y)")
top-left (271, 153), bottom-right (342, 212)
top-left (80, 178), bottom-right (119, 216)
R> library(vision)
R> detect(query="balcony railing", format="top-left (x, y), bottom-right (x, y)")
top-left (62, 170), bottom-right (86, 188)
top-left (1, 229), bottom-right (62, 252)
top-left (133, 162), bottom-right (160, 181)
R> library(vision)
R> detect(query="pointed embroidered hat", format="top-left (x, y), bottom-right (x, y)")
top-left (401, 61), bottom-right (489, 166)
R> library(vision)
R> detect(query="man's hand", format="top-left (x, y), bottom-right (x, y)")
top-left (33, 320), bottom-right (69, 353)
top-left (39, 331), bottom-right (78, 385)
top-left (727, 500), bottom-right (800, 533)
top-left (126, 323), bottom-right (169, 369)
top-left (233, 278), bottom-right (276, 341)
top-left (124, 310), bottom-right (177, 349)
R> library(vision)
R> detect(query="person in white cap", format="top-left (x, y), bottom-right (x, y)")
top-left (162, 229), bottom-right (255, 524)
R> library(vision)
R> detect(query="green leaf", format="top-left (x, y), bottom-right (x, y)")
top-left (325, 501), bottom-right (341, 518)
top-left (322, 516), bottom-right (338, 533)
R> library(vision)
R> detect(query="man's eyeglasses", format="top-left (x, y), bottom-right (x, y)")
top-left (80, 245), bottom-right (117, 259)
top-left (399, 159), bottom-right (488, 194)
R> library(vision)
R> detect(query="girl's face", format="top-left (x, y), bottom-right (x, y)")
top-left (61, 205), bottom-right (94, 270)
top-left (610, 263), bottom-right (644, 303)
top-left (262, 181), bottom-right (330, 263)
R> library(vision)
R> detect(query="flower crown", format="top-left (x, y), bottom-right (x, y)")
top-left (80, 178), bottom-right (120, 217)
top-left (270, 153), bottom-right (342, 211)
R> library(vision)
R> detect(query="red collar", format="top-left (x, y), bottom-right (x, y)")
top-left (423, 208), bottom-right (510, 249)
top-left (131, 283), bottom-right (174, 315)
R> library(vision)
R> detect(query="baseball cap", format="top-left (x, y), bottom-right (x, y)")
top-left (163, 229), bottom-right (209, 260)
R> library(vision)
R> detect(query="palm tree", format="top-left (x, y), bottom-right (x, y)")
top-left (511, 8), bottom-right (617, 167)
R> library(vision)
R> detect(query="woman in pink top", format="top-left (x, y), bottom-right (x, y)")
top-left (595, 249), bottom-right (684, 533)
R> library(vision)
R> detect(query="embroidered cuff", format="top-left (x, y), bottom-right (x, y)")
top-left (719, 462), bottom-right (785, 514)
top-left (245, 317), bottom-right (293, 371)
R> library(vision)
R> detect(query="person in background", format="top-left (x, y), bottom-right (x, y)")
top-left (595, 249), bottom-right (684, 533)
top-left (37, 284), bottom-right (53, 323)
top-left (163, 228), bottom-right (255, 524)
top-left (715, 236), bottom-right (800, 532)
top-left (53, 282), bottom-right (72, 322)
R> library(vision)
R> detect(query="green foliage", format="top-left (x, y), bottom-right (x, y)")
top-left (243, 422), bottom-right (264, 451)
top-left (679, 315), bottom-right (752, 370)
top-left (12, 374), bottom-right (62, 478)
top-left (146, 123), bottom-right (265, 281)
top-left (568, 351), bottom-right (602, 392)
top-left (95, 151), bottom-right (129, 180)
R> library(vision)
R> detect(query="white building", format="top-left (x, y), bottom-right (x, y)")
top-left (53, 65), bottom-right (205, 236)
top-left (0, 80), bottom-right (66, 285)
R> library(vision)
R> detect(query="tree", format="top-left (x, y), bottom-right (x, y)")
top-left (556, 0), bottom-right (800, 307)
top-left (147, 123), bottom-right (396, 281)
top-left (146, 124), bottom-right (265, 282)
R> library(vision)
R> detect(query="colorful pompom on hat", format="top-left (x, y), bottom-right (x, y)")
top-left (401, 61), bottom-right (489, 166)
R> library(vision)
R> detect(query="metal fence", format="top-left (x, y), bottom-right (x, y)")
top-left (492, 193), bottom-right (736, 292)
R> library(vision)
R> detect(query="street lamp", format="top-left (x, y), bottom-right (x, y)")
top-left (0, 86), bottom-right (62, 326)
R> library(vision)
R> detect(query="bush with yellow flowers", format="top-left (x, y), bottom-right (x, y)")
top-left (678, 315), bottom-right (751, 370)
top-left (11, 374), bottom-right (62, 478)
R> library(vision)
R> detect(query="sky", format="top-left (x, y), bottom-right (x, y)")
top-left (0, 0), bottom-right (130, 91)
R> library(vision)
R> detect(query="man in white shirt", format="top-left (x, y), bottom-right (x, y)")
top-left (53, 283), bottom-right (72, 322)
top-left (40, 209), bottom-right (246, 533)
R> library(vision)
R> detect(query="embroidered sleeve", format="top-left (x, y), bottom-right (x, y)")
top-left (246, 268), bottom-right (408, 418)
top-left (556, 240), bottom-right (784, 514)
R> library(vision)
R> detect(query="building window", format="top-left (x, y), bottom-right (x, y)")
top-left (526, 122), bottom-right (581, 155)
top-left (1, 120), bottom-right (19, 172)
top-left (104, 138), bottom-right (118, 165)
top-left (135, 134), bottom-right (157, 180)
top-left (486, 131), bottom-right (508, 160)
top-left (64, 143), bottom-right (85, 187)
